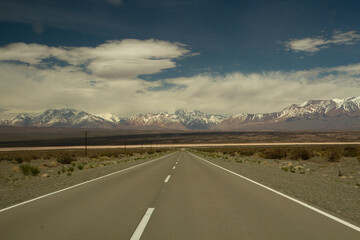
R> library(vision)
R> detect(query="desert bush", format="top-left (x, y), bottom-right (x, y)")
top-left (99, 156), bottom-right (110, 161)
top-left (57, 154), bottom-right (76, 164)
top-left (78, 164), bottom-right (84, 170)
top-left (288, 148), bottom-right (312, 160)
top-left (262, 148), bottom-right (287, 159)
top-left (237, 149), bottom-right (256, 156)
top-left (15, 156), bottom-right (24, 164)
top-left (281, 167), bottom-right (288, 172)
top-left (19, 164), bottom-right (40, 176)
top-left (327, 151), bottom-right (341, 162)
top-left (343, 146), bottom-right (359, 157)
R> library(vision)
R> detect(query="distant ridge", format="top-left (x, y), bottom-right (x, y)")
top-left (1, 97), bottom-right (359, 130)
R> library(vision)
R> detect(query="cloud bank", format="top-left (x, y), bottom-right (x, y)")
top-left (0, 40), bottom-right (359, 118)
top-left (0, 39), bottom-right (190, 79)
top-left (284, 31), bottom-right (360, 53)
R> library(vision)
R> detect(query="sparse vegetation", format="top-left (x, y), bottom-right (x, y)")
top-left (15, 157), bottom-right (24, 164)
top-left (261, 148), bottom-right (287, 159)
top-left (57, 154), bottom-right (76, 164)
top-left (289, 148), bottom-right (312, 160)
top-left (281, 167), bottom-right (288, 172)
top-left (193, 145), bottom-right (360, 163)
top-left (19, 164), bottom-right (40, 176)
top-left (289, 165), bottom-right (296, 173)
top-left (327, 151), bottom-right (341, 162)
top-left (343, 146), bottom-right (358, 157)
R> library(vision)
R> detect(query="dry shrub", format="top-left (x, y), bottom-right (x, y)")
top-left (262, 148), bottom-right (287, 159)
top-left (289, 148), bottom-right (312, 160)
top-left (327, 151), bottom-right (341, 162)
top-left (57, 154), bottom-right (76, 164)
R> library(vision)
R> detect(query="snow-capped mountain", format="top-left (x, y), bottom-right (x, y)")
top-left (1, 96), bottom-right (359, 130)
top-left (218, 96), bottom-right (360, 130)
top-left (95, 113), bottom-right (122, 123)
top-left (5, 113), bottom-right (33, 126)
top-left (128, 112), bottom-right (186, 130)
top-left (278, 97), bottom-right (360, 119)
top-left (3, 108), bottom-right (116, 128)
top-left (128, 109), bottom-right (226, 130)
top-left (174, 109), bottom-right (226, 129)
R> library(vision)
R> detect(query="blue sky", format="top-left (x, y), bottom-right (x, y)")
top-left (0, 0), bottom-right (360, 117)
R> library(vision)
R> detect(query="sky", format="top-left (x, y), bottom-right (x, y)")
top-left (0, 0), bottom-right (360, 118)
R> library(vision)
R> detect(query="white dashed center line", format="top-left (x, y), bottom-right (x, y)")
top-left (130, 208), bottom-right (155, 240)
top-left (173, 166), bottom-right (176, 170)
top-left (164, 175), bottom-right (171, 183)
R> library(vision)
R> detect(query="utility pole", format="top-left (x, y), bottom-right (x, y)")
top-left (84, 131), bottom-right (88, 157)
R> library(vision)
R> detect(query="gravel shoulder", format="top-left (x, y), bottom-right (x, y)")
top-left (0, 151), bottom-right (173, 209)
top-left (191, 150), bottom-right (360, 225)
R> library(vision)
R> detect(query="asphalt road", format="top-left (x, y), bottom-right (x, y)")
top-left (0, 150), bottom-right (359, 239)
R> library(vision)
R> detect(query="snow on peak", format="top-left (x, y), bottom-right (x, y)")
top-left (96, 113), bottom-right (121, 123)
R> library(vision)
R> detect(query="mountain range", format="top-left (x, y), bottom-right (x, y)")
top-left (1, 96), bottom-right (359, 130)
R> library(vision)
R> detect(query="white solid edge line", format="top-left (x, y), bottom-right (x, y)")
top-left (164, 175), bottom-right (171, 182)
top-left (189, 151), bottom-right (360, 233)
top-left (0, 152), bottom-right (178, 213)
top-left (130, 207), bottom-right (155, 240)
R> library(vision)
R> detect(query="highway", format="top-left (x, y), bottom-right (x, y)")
top-left (0, 150), bottom-right (359, 239)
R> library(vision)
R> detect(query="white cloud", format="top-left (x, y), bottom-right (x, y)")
top-left (0, 39), bottom-right (191, 79)
top-left (0, 57), bottom-right (359, 118)
top-left (285, 37), bottom-right (327, 53)
top-left (0, 40), bottom-right (359, 118)
top-left (284, 30), bottom-right (360, 53)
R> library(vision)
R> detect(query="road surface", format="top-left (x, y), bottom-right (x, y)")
top-left (0, 150), bottom-right (359, 239)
